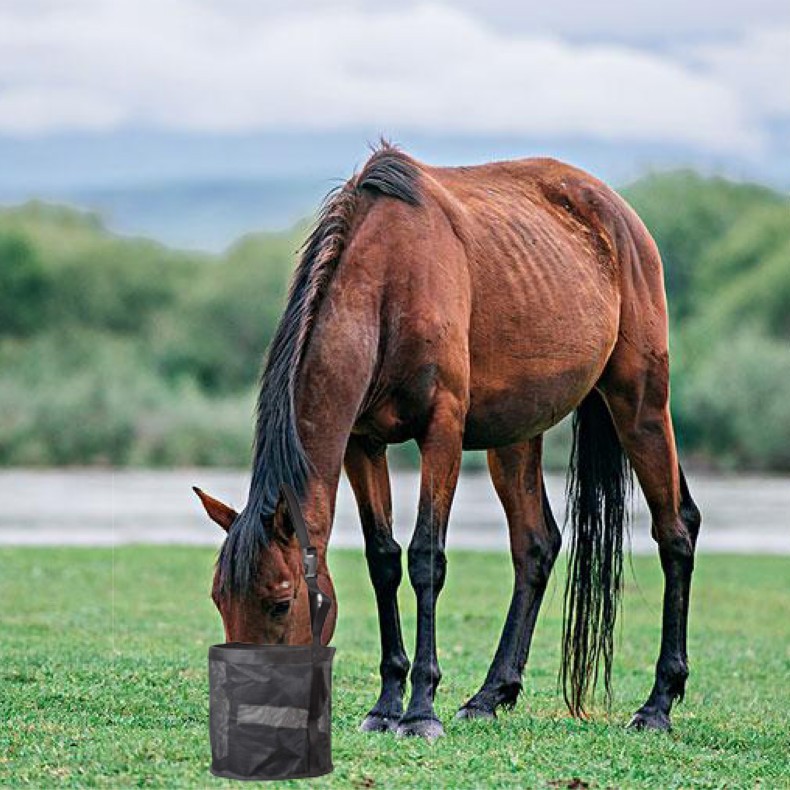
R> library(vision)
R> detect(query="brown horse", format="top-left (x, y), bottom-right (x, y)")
top-left (194, 143), bottom-right (701, 738)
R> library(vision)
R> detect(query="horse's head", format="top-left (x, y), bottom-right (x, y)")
top-left (193, 487), bottom-right (313, 645)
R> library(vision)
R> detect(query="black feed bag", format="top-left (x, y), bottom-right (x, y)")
top-left (208, 484), bottom-right (334, 780)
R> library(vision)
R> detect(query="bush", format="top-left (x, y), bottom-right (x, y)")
top-left (681, 331), bottom-right (790, 470)
top-left (0, 333), bottom-right (164, 464)
top-left (127, 384), bottom-right (254, 467)
top-left (154, 230), bottom-right (297, 393)
top-left (0, 332), bottom-right (255, 466)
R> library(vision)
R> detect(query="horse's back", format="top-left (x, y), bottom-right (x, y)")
top-left (348, 153), bottom-right (665, 449)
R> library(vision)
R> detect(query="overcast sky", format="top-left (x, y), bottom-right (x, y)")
top-left (0, 1), bottom-right (788, 189)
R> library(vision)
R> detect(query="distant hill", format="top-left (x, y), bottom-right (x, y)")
top-left (0, 172), bottom-right (331, 253)
top-left (63, 177), bottom-right (331, 252)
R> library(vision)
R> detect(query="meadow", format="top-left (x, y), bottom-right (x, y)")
top-left (1, 547), bottom-right (787, 788)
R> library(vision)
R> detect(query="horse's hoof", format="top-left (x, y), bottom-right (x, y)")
top-left (455, 704), bottom-right (496, 721)
top-left (627, 709), bottom-right (671, 732)
top-left (360, 713), bottom-right (399, 733)
top-left (395, 717), bottom-right (445, 740)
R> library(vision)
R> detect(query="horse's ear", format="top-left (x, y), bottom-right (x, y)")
top-left (269, 493), bottom-right (295, 543)
top-left (193, 487), bottom-right (238, 532)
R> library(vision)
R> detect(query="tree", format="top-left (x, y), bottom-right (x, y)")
top-left (0, 233), bottom-right (50, 336)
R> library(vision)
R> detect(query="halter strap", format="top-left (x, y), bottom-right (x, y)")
top-left (280, 483), bottom-right (332, 646)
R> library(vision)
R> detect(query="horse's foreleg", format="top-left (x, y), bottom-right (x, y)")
top-left (602, 379), bottom-right (701, 730)
top-left (457, 438), bottom-right (561, 719)
top-left (397, 395), bottom-right (464, 739)
top-left (344, 436), bottom-right (409, 733)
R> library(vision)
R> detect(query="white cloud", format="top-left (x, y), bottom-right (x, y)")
top-left (696, 26), bottom-right (790, 119)
top-left (0, 1), bottom-right (778, 153)
top-left (437, 0), bottom-right (790, 42)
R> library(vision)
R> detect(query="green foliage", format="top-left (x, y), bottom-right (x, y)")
top-left (0, 331), bottom-right (254, 466)
top-left (621, 171), bottom-right (783, 322)
top-left (0, 331), bottom-right (155, 465)
top-left (0, 202), bottom-right (291, 466)
top-left (1, 547), bottom-right (789, 787)
top-left (0, 233), bottom-right (51, 335)
top-left (680, 331), bottom-right (790, 469)
top-left (621, 171), bottom-right (790, 469)
top-left (693, 202), bottom-right (790, 294)
top-left (50, 240), bottom-right (199, 334)
top-left (155, 232), bottom-right (296, 393)
top-left (0, 172), bottom-right (788, 470)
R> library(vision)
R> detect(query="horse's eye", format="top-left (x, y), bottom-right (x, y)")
top-left (270, 600), bottom-right (291, 618)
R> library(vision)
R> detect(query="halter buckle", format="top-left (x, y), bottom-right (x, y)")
top-left (302, 547), bottom-right (318, 578)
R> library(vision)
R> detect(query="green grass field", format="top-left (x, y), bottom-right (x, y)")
top-left (1, 547), bottom-right (788, 789)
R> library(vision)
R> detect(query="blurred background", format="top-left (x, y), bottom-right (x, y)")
top-left (0, 1), bottom-right (788, 550)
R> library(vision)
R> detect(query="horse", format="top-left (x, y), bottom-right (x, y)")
top-left (194, 142), bottom-right (701, 739)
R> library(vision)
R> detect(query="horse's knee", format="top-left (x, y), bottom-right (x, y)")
top-left (528, 535), bottom-right (560, 586)
top-left (650, 470), bottom-right (701, 565)
top-left (407, 541), bottom-right (447, 593)
top-left (366, 536), bottom-right (403, 593)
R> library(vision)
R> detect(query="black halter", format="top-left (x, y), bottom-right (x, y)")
top-left (279, 483), bottom-right (332, 646)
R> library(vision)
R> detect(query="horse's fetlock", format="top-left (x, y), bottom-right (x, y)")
top-left (657, 656), bottom-right (688, 691)
top-left (381, 653), bottom-right (410, 683)
top-left (411, 660), bottom-right (441, 690)
top-left (498, 680), bottom-right (522, 709)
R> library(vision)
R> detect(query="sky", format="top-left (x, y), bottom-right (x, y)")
top-left (0, 1), bottom-right (788, 198)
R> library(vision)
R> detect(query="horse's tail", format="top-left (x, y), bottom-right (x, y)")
top-left (561, 388), bottom-right (631, 717)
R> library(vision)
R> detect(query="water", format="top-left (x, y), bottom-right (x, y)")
top-left (0, 469), bottom-right (787, 553)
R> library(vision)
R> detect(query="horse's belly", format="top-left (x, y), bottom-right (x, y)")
top-left (463, 312), bottom-right (617, 449)
top-left (462, 362), bottom-right (594, 448)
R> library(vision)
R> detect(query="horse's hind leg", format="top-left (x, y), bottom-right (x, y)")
top-left (344, 435), bottom-right (410, 733)
top-left (457, 437), bottom-right (561, 719)
top-left (600, 351), bottom-right (701, 730)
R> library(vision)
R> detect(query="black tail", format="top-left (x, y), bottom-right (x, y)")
top-left (561, 389), bottom-right (631, 717)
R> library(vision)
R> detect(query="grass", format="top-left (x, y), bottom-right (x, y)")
top-left (0, 548), bottom-right (788, 789)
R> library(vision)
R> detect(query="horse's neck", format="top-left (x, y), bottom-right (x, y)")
top-left (293, 285), bottom-right (380, 544)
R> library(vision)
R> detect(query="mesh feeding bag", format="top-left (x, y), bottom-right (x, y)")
top-left (208, 484), bottom-right (334, 780)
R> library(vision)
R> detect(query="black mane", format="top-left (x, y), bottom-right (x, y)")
top-left (217, 143), bottom-right (421, 595)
